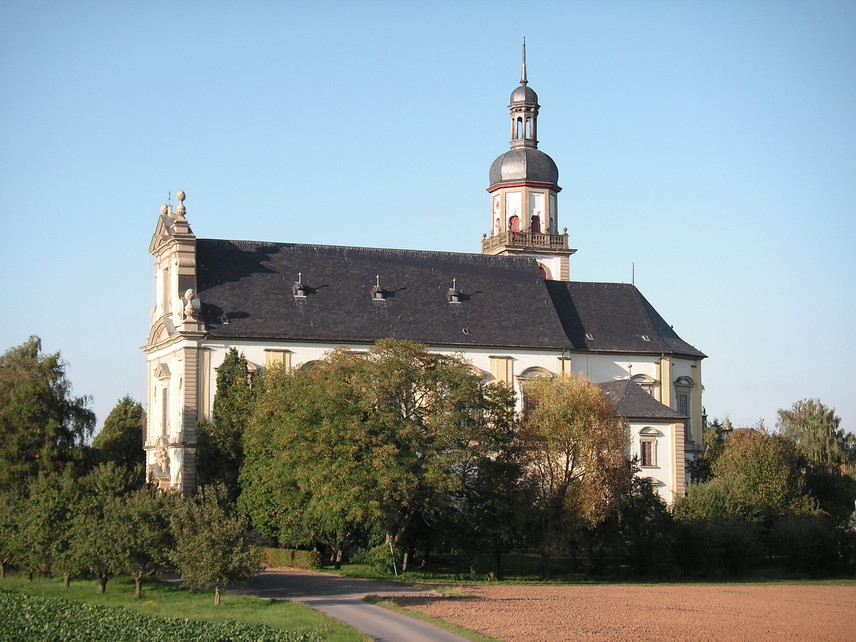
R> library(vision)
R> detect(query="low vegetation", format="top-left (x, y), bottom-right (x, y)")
top-left (0, 576), bottom-right (364, 642)
top-left (0, 588), bottom-right (319, 642)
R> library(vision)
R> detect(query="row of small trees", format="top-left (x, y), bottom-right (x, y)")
top-left (0, 465), bottom-right (259, 604)
top-left (0, 337), bottom-right (259, 604)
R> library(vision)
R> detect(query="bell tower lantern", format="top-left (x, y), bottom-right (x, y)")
top-left (482, 41), bottom-right (576, 281)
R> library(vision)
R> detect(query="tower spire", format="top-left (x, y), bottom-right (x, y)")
top-left (521, 38), bottom-right (528, 86)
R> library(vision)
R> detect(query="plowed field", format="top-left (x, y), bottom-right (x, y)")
top-left (395, 583), bottom-right (856, 641)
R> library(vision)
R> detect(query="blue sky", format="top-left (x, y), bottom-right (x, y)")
top-left (1, 1), bottom-right (854, 434)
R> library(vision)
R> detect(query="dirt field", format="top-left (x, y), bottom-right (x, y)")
top-left (395, 583), bottom-right (856, 641)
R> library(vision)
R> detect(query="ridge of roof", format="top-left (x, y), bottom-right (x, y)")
top-left (198, 238), bottom-right (541, 266)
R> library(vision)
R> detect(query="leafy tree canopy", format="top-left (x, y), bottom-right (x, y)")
top-left (169, 483), bottom-right (261, 605)
top-left (678, 428), bottom-right (817, 521)
top-left (518, 373), bottom-right (629, 571)
top-left (239, 340), bottom-right (518, 560)
top-left (91, 396), bottom-right (145, 469)
top-left (777, 398), bottom-right (855, 467)
top-left (197, 348), bottom-right (256, 498)
top-left (0, 337), bottom-right (95, 490)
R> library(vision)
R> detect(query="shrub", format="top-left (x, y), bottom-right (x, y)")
top-left (674, 518), bottom-right (764, 577)
top-left (351, 544), bottom-right (400, 575)
top-left (769, 514), bottom-right (841, 575)
top-left (262, 547), bottom-right (322, 570)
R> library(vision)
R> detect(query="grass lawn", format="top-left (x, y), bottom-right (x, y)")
top-left (0, 574), bottom-right (367, 642)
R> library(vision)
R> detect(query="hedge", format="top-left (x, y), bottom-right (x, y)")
top-left (261, 547), bottom-right (322, 570)
top-left (0, 588), bottom-right (322, 642)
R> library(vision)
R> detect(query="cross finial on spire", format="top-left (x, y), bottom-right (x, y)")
top-left (521, 37), bottom-right (528, 86)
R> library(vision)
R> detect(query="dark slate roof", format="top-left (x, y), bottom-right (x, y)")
top-left (545, 281), bottom-right (705, 358)
top-left (196, 240), bottom-right (570, 349)
top-left (195, 239), bottom-right (705, 358)
top-left (599, 380), bottom-right (686, 421)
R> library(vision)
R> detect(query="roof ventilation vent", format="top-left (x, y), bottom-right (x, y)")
top-left (448, 277), bottom-right (462, 303)
top-left (293, 272), bottom-right (307, 298)
top-left (641, 335), bottom-right (651, 342)
top-left (219, 314), bottom-right (230, 325)
top-left (371, 275), bottom-right (386, 301)
top-left (585, 333), bottom-right (594, 340)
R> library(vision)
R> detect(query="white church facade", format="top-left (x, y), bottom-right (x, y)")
top-left (143, 54), bottom-right (705, 502)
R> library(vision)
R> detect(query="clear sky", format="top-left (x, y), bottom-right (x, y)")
top-left (1, 1), bottom-right (854, 435)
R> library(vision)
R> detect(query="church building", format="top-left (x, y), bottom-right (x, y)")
top-left (143, 51), bottom-right (705, 502)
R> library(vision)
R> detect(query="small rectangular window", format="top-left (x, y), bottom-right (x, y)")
top-left (264, 350), bottom-right (292, 373)
top-left (641, 440), bottom-right (655, 467)
top-left (489, 356), bottom-right (513, 383)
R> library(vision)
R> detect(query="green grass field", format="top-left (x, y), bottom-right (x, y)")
top-left (0, 574), bottom-right (367, 642)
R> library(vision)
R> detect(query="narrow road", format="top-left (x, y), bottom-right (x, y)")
top-left (231, 568), bottom-right (470, 642)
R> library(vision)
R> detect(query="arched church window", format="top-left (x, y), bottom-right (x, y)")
top-left (509, 215), bottom-right (520, 232)
top-left (516, 117), bottom-right (523, 139)
top-left (525, 118), bottom-right (532, 139)
top-left (530, 215), bottom-right (541, 233)
top-left (639, 427), bottom-right (658, 468)
top-left (630, 373), bottom-right (657, 396)
top-left (518, 367), bottom-right (553, 419)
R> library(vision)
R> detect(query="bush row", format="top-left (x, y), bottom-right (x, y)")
top-left (261, 547), bottom-right (322, 570)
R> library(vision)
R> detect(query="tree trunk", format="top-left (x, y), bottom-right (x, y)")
top-left (63, 573), bottom-right (70, 588)
top-left (421, 540), bottom-right (432, 568)
top-left (402, 550), bottom-right (410, 573)
top-left (540, 551), bottom-right (551, 580)
top-left (333, 548), bottom-right (343, 570)
top-left (214, 586), bottom-right (221, 606)
top-left (489, 550), bottom-right (503, 580)
top-left (0, 560), bottom-right (5, 579)
top-left (135, 575), bottom-right (143, 599)
top-left (97, 573), bottom-right (108, 594)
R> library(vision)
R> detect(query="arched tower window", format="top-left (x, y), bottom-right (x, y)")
top-left (509, 215), bottom-right (520, 232)
top-left (516, 117), bottom-right (523, 139)
top-left (530, 215), bottom-right (541, 233)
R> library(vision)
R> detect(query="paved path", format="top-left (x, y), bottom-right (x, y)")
top-left (231, 568), bottom-right (469, 642)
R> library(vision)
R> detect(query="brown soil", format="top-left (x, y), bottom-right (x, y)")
top-left (395, 583), bottom-right (856, 641)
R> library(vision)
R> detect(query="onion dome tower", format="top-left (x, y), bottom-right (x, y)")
top-left (482, 41), bottom-right (576, 281)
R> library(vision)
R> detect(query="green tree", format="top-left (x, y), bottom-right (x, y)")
top-left (0, 337), bottom-right (95, 490)
top-left (6, 472), bottom-right (78, 582)
top-left (518, 374), bottom-right (629, 578)
top-left (673, 427), bottom-right (824, 576)
top-left (777, 399), bottom-right (855, 466)
top-left (197, 349), bottom-right (256, 498)
top-left (441, 383), bottom-right (522, 579)
top-left (70, 463), bottom-right (141, 593)
top-left (112, 485), bottom-right (174, 598)
top-left (0, 488), bottom-right (22, 578)
top-left (710, 429), bottom-right (813, 518)
top-left (91, 396), bottom-right (145, 469)
top-left (169, 483), bottom-right (261, 605)
top-left (240, 340), bottom-right (518, 569)
top-left (686, 418), bottom-right (729, 484)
